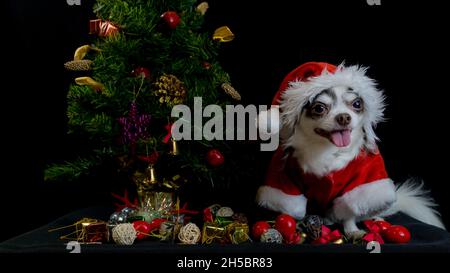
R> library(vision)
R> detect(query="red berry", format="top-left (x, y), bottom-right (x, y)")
top-left (252, 221), bottom-right (271, 240)
top-left (275, 214), bottom-right (297, 239)
top-left (383, 225), bottom-right (411, 243)
top-left (206, 149), bottom-right (224, 167)
top-left (133, 220), bottom-right (152, 240)
top-left (161, 11), bottom-right (180, 29)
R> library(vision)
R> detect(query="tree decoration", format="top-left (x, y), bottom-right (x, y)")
top-left (132, 67), bottom-right (151, 79)
top-left (90, 19), bottom-right (119, 37)
top-left (118, 102), bottom-right (151, 145)
top-left (206, 149), bottom-right (224, 167)
top-left (161, 11), bottom-right (181, 29)
top-left (64, 44), bottom-right (100, 71)
top-left (196, 2), bottom-right (209, 15)
top-left (74, 44), bottom-right (95, 60)
top-left (153, 74), bottom-right (187, 106)
top-left (64, 60), bottom-right (93, 71)
top-left (221, 83), bottom-right (241, 100)
top-left (74, 76), bottom-right (104, 92)
top-left (213, 26), bottom-right (235, 42)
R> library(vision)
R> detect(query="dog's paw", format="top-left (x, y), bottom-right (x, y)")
top-left (345, 230), bottom-right (367, 240)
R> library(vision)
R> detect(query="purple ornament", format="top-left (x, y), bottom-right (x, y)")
top-left (118, 102), bottom-right (151, 146)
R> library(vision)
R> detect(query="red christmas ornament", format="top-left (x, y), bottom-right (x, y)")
top-left (286, 232), bottom-right (302, 244)
top-left (375, 220), bottom-right (392, 233)
top-left (206, 149), bottom-right (224, 167)
top-left (383, 225), bottom-right (411, 243)
top-left (202, 62), bottom-right (212, 70)
top-left (252, 221), bottom-right (271, 240)
top-left (275, 214), bottom-right (297, 239)
top-left (161, 11), bottom-right (181, 29)
top-left (133, 220), bottom-right (152, 240)
top-left (132, 67), bottom-right (151, 79)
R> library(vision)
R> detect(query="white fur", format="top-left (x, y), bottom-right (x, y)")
top-left (380, 178), bottom-right (445, 229)
top-left (330, 178), bottom-right (397, 222)
top-left (256, 186), bottom-right (307, 219)
top-left (257, 106), bottom-right (280, 137)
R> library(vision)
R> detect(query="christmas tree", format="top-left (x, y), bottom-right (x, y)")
top-left (46, 0), bottom-right (254, 204)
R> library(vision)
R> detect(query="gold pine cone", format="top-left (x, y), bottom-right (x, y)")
top-left (64, 60), bottom-right (93, 71)
top-left (221, 83), bottom-right (241, 101)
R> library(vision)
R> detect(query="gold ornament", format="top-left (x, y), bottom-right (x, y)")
top-left (226, 223), bottom-right (250, 244)
top-left (153, 74), bottom-right (187, 107)
top-left (213, 26), bottom-right (235, 42)
top-left (202, 223), bottom-right (226, 244)
top-left (221, 83), bottom-right (241, 100)
top-left (169, 138), bottom-right (179, 155)
top-left (333, 238), bottom-right (344, 244)
top-left (75, 76), bottom-right (105, 91)
top-left (49, 218), bottom-right (108, 243)
top-left (64, 60), bottom-right (93, 71)
top-left (196, 2), bottom-right (209, 15)
top-left (74, 45), bottom-right (92, 61)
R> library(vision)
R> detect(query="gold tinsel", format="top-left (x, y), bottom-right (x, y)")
top-left (64, 60), bottom-right (93, 71)
top-left (221, 83), bottom-right (241, 101)
top-left (153, 74), bottom-right (187, 107)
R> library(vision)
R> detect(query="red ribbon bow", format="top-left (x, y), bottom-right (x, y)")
top-left (312, 225), bottom-right (342, 244)
top-left (163, 123), bottom-right (173, 143)
top-left (362, 220), bottom-right (385, 244)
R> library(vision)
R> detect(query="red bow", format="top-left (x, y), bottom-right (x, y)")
top-left (312, 226), bottom-right (342, 244)
top-left (362, 220), bottom-right (385, 244)
top-left (203, 207), bottom-right (214, 223)
top-left (163, 123), bottom-right (173, 143)
top-left (138, 151), bottom-right (159, 164)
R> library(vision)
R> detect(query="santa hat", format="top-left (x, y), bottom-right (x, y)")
top-left (258, 61), bottom-right (385, 151)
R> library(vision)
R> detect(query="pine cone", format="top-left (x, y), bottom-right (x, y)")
top-left (153, 74), bottom-right (187, 106)
top-left (64, 60), bottom-right (93, 71)
top-left (221, 83), bottom-right (241, 101)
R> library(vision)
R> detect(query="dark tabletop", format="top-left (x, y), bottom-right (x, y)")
top-left (1, 206), bottom-right (449, 253)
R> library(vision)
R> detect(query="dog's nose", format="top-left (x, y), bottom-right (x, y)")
top-left (336, 113), bottom-right (351, 126)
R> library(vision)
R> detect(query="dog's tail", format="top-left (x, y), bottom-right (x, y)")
top-left (379, 178), bottom-right (446, 229)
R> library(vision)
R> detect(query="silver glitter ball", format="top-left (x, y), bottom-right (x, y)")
top-left (116, 212), bottom-right (127, 223)
top-left (260, 228), bottom-right (283, 243)
top-left (121, 207), bottom-right (135, 216)
top-left (109, 212), bottom-right (120, 224)
top-left (302, 215), bottom-right (323, 240)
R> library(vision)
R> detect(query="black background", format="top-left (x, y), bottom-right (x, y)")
top-left (3, 0), bottom-right (449, 242)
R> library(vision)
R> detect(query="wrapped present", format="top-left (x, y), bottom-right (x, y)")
top-left (202, 223), bottom-right (227, 244)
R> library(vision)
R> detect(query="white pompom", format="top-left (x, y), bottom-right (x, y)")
top-left (257, 106), bottom-right (280, 137)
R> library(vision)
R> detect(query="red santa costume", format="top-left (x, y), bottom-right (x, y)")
top-left (256, 62), bottom-right (397, 220)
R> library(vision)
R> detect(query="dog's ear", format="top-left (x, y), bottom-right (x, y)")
top-left (347, 66), bottom-right (386, 152)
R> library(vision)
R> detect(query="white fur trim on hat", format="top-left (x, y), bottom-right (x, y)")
top-left (256, 185), bottom-right (307, 219)
top-left (280, 64), bottom-right (385, 152)
top-left (329, 178), bottom-right (396, 222)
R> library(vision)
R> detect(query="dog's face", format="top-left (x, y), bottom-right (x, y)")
top-left (298, 86), bottom-right (365, 148)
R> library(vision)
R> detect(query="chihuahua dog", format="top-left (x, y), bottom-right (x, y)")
top-left (257, 62), bottom-right (444, 238)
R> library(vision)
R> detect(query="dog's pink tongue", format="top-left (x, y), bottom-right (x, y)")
top-left (330, 130), bottom-right (351, 147)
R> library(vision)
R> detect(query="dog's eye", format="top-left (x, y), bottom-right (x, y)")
top-left (311, 103), bottom-right (327, 115)
top-left (352, 98), bottom-right (363, 111)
